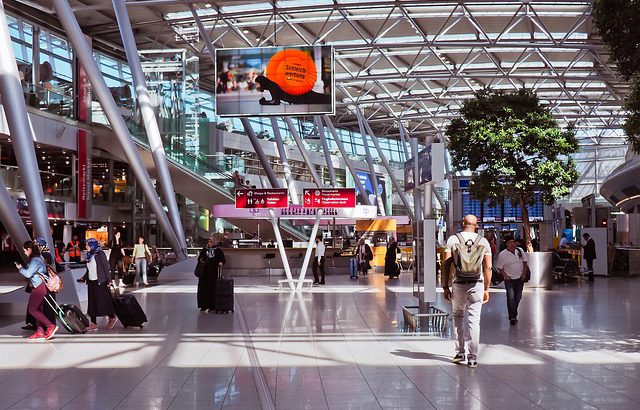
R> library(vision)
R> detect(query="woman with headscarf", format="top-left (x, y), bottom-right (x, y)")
top-left (384, 236), bottom-right (401, 279)
top-left (85, 238), bottom-right (116, 331)
top-left (197, 236), bottom-right (226, 312)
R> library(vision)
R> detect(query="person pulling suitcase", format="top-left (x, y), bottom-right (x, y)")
top-left (197, 236), bottom-right (226, 312)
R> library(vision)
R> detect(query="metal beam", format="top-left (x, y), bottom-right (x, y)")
top-left (358, 108), bottom-right (414, 220)
top-left (189, 4), bottom-right (216, 64)
top-left (113, 0), bottom-right (187, 254)
top-left (322, 115), bottom-right (371, 206)
top-left (270, 117), bottom-right (299, 204)
top-left (0, 2), bottom-right (53, 253)
top-left (240, 118), bottom-right (280, 189)
top-left (315, 116), bottom-right (337, 188)
top-left (355, 109), bottom-right (386, 216)
top-left (283, 116), bottom-right (323, 188)
top-left (51, 0), bottom-right (185, 260)
top-left (0, 176), bottom-right (30, 261)
top-left (410, 136), bottom-right (422, 222)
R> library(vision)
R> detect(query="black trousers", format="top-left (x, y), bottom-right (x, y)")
top-left (586, 258), bottom-right (594, 281)
top-left (110, 255), bottom-right (124, 281)
top-left (312, 256), bottom-right (325, 283)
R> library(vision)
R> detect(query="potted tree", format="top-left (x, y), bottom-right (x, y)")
top-left (445, 89), bottom-right (579, 286)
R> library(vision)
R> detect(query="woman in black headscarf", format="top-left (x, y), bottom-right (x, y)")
top-left (85, 238), bottom-right (116, 331)
top-left (384, 236), bottom-right (401, 279)
top-left (197, 237), bottom-right (226, 312)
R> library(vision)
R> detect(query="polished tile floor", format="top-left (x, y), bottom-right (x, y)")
top-left (0, 266), bottom-right (639, 410)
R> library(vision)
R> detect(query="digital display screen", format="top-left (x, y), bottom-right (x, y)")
top-left (482, 199), bottom-right (502, 222)
top-left (215, 46), bottom-right (334, 116)
top-left (462, 190), bottom-right (481, 218)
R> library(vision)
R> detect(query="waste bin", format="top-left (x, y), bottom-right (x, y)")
top-left (527, 251), bottom-right (553, 289)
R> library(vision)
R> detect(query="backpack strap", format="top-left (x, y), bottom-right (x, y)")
top-left (455, 233), bottom-right (464, 245)
top-left (473, 233), bottom-right (482, 245)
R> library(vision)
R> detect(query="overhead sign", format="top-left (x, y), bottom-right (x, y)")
top-left (302, 188), bottom-right (356, 208)
top-left (235, 188), bottom-right (289, 209)
top-left (215, 45), bottom-right (335, 117)
top-left (213, 204), bottom-right (378, 220)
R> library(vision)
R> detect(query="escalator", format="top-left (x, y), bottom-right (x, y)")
top-left (93, 123), bottom-right (309, 241)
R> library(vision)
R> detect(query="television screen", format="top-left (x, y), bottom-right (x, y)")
top-left (215, 46), bottom-right (334, 116)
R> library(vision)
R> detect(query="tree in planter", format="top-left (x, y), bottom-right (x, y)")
top-left (446, 88), bottom-right (579, 252)
top-left (593, 0), bottom-right (640, 153)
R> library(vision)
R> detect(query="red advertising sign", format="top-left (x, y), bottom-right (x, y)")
top-left (235, 189), bottom-right (289, 209)
top-left (302, 188), bottom-right (356, 208)
top-left (77, 129), bottom-right (92, 218)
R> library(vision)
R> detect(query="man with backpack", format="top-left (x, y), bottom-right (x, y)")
top-left (496, 236), bottom-right (529, 325)
top-left (442, 214), bottom-right (492, 368)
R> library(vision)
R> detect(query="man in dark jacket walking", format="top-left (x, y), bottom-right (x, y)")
top-left (582, 233), bottom-right (596, 282)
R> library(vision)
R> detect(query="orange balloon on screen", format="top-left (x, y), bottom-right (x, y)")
top-left (266, 49), bottom-right (317, 95)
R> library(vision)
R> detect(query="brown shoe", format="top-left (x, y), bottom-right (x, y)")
top-left (107, 317), bottom-right (117, 330)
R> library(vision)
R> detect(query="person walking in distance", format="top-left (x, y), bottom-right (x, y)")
top-left (131, 235), bottom-right (151, 286)
top-left (496, 236), bottom-right (529, 325)
top-left (441, 215), bottom-right (492, 368)
top-left (15, 241), bottom-right (59, 342)
top-left (109, 231), bottom-right (126, 288)
top-left (312, 235), bottom-right (326, 285)
top-left (582, 233), bottom-right (596, 282)
top-left (357, 237), bottom-right (373, 277)
top-left (67, 235), bottom-right (82, 263)
top-left (197, 237), bottom-right (226, 312)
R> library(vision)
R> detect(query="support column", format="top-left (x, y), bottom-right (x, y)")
top-left (358, 108), bottom-right (414, 220)
top-left (52, 0), bottom-right (185, 260)
top-left (0, 3), bottom-right (53, 252)
top-left (322, 115), bottom-right (371, 206)
top-left (113, 0), bottom-right (187, 253)
top-left (296, 209), bottom-right (323, 291)
top-left (269, 209), bottom-right (294, 290)
top-left (270, 117), bottom-right (298, 204)
top-left (410, 137), bottom-right (422, 222)
top-left (240, 118), bottom-right (280, 188)
top-left (0, 176), bottom-right (31, 261)
top-left (189, 5), bottom-right (216, 65)
top-left (398, 122), bottom-right (411, 161)
top-left (355, 109), bottom-right (385, 216)
top-left (315, 116), bottom-right (336, 187)
top-left (283, 117), bottom-right (322, 187)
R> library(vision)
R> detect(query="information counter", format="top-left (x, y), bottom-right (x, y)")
top-left (221, 247), bottom-right (354, 276)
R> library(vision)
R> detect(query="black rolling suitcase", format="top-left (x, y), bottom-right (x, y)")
top-left (111, 291), bottom-right (147, 328)
top-left (45, 295), bottom-right (87, 334)
top-left (213, 266), bottom-right (234, 314)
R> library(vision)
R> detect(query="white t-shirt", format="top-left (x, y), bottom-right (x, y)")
top-left (496, 248), bottom-right (528, 279)
top-left (87, 258), bottom-right (98, 281)
top-left (315, 242), bottom-right (325, 261)
top-left (445, 232), bottom-right (492, 278)
top-left (445, 232), bottom-right (492, 257)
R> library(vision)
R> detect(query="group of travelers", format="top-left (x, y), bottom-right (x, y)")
top-left (14, 231), bottom-right (159, 341)
top-left (231, 170), bottom-right (256, 189)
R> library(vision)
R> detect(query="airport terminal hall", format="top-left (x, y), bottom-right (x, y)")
top-left (3, 0), bottom-right (640, 409)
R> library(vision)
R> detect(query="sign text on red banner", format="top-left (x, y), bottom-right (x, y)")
top-left (235, 189), bottom-right (289, 209)
top-left (302, 188), bottom-right (356, 208)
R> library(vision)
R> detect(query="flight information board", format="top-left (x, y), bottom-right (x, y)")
top-left (482, 200), bottom-right (502, 222)
top-left (462, 190), bottom-right (481, 218)
top-left (503, 198), bottom-right (523, 222)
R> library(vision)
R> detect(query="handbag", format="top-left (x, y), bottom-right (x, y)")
top-left (38, 265), bottom-right (63, 293)
top-left (144, 246), bottom-right (152, 264)
top-left (194, 261), bottom-right (205, 278)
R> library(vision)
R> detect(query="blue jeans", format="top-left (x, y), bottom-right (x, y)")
top-left (134, 258), bottom-right (147, 284)
top-left (504, 278), bottom-right (524, 320)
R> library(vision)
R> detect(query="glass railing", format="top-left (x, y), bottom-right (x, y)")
top-left (23, 84), bottom-right (73, 118)
top-left (124, 118), bottom-right (239, 197)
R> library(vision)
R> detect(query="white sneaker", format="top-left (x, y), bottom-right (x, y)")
top-left (118, 280), bottom-right (125, 288)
